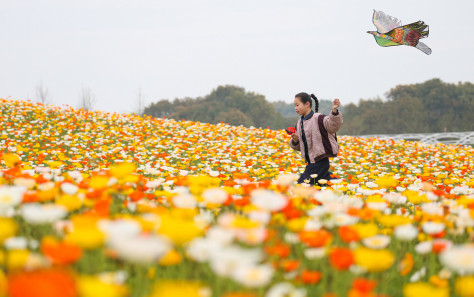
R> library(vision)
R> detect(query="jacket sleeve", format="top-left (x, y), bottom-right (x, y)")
top-left (289, 138), bottom-right (301, 151)
top-left (323, 110), bottom-right (343, 134)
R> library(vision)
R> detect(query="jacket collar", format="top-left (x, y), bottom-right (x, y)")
top-left (301, 110), bottom-right (314, 121)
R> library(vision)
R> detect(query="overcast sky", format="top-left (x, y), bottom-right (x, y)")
top-left (1, 0), bottom-right (473, 114)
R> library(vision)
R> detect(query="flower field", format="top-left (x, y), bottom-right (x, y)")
top-left (1, 98), bottom-right (474, 297)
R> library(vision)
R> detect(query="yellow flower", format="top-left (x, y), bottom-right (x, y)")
top-left (403, 282), bottom-right (449, 297)
top-left (456, 276), bottom-right (474, 297)
top-left (159, 249), bottom-right (183, 266)
top-left (286, 217), bottom-right (308, 232)
top-left (353, 223), bottom-right (379, 239)
top-left (65, 227), bottom-right (105, 250)
top-left (110, 163), bottom-right (136, 179)
top-left (158, 215), bottom-right (202, 245)
top-left (2, 153), bottom-right (21, 167)
top-left (354, 248), bottom-right (394, 272)
top-left (232, 216), bottom-right (260, 229)
top-left (56, 194), bottom-right (82, 211)
top-left (147, 280), bottom-right (210, 297)
top-left (78, 275), bottom-right (129, 297)
top-left (0, 217), bottom-right (17, 243)
top-left (89, 176), bottom-right (110, 190)
top-left (0, 249), bottom-right (31, 271)
top-left (404, 190), bottom-right (430, 204)
top-left (375, 176), bottom-right (398, 188)
top-left (377, 214), bottom-right (412, 228)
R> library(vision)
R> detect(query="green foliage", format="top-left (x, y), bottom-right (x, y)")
top-left (339, 78), bottom-right (474, 135)
top-left (144, 85), bottom-right (296, 130)
top-left (144, 79), bottom-right (473, 134)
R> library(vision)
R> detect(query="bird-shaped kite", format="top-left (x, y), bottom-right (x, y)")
top-left (367, 10), bottom-right (431, 55)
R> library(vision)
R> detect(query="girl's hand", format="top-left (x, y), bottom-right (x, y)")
top-left (291, 133), bottom-right (299, 143)
top-left (333, 99), bottom-right (341, 112)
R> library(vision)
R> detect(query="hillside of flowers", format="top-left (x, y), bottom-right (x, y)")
top-left (1, 98), bottom-right (474, 297)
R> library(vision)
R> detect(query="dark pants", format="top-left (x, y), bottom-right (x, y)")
top-left (297, 158), bottom-right (333, 185)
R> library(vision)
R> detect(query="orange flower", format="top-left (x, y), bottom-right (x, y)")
top-left (351, 278), bottom-right (377, 293)
top-left (299, 229), bottom-right (332, 247)
top-left (329, 247), bottom-right (354, 270)
top-left (338, 226), bottom-right (360, 243)
top-left (41, 237), bottom-right (83, 266)
top-left (264, 243), bottom-right (291, 258)
top-left (281, 259), bottom-right (300, 272)
top-left (398, 253), bottom-right (414, 276)
top-left (8, 269), bottom-right (77, 297)
top-left (301, 269), bottom-right (322, 284)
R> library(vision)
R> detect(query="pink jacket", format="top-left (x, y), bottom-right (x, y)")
top-left (289, 111), bottom-right (343, 163)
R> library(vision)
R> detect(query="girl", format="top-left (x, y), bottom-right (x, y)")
top-left (289, 92), bottom-right (342, 185)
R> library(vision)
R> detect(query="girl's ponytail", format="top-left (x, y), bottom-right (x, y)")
top-left (310, 94), bottom-right (319, 112)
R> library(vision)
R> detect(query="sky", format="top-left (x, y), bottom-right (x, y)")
top-left (1, 0), bottom-right (473, 114)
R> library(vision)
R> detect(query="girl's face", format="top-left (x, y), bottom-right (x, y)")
top-left (294, 97), bottom-right (311, 116)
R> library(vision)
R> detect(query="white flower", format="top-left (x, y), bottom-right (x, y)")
top-left (20, 203), bottom-right (67, 225)
top-left (60, 183), bottom-right (79, 195)
top-left (366, 202), bottom-right (388, 211)
top-left (186, 237), bottom-right (224, 263)
top-left (365, 182), bottom-right (378, 188)
top-left (394, 224), bottom-right (419, 241)
top-left (383, 193), bottom-right (407, 205)
top-left (235, 227), bottom-right (267, 245)
top-left (209, 246), bottom-right (262, 277)
top-left (194, 209), bottom-right (214, 229)
top-left (247, 211), bottom-right (271, 225)
top-left (421, 203), bottom-right (444, 216)
top-left (202, 188), bottom-right (228, 205)
top-left (145, 179), bottom-right (163, 189)
top-left (251, 189), bottom-right (288, 212)
top-left (304, 247), bottom-right (326, 259)
top-left (0, 185), bottom-right (25, 215)
top-left (13, 178), bottom-right (36, 189)
top-left (108, 234), bottom-right (170, 264)
top-left (304, 218), bottom-right (323, 231)
top-left (422, 221), bottom-right (445, 235)
top-left (410, 267), bottom-right (426, 282)
top-left (4, 236), bottom-right (28, 250)
top-left (206, 226), bottom-right (235, 245)
top-left (284, 232), bottom-right (300, 244)
top-left (172, 194), bottom-right (197, 209)
top-left (362, 235), bottom-right (390, 249)
top-left (439, 245), bottom-right (474, 274)
top-left (98, 219), bottom-right (142, 242)
top-left (275, 174), bottom-right (298, 186)
top-left (231, 264), bottom-right (274, 288)
top-left (415, 241), bottom-right (432, 255)
top-left (334, 213), bottom-right (359, 226)
top-left (179, 170), bottom-right (189, 176)
top-left (209, 170), bottom-right (220, 177)
top-left (265, 282), bottom-right (306, 297)
top-left (310, 174), bottom-right (318, 178)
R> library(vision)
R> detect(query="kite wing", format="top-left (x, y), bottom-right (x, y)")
top-left (372, 10), bottom-right (402, 33)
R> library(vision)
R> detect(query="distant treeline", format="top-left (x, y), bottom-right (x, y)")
top-left (339, 79), bottom-right (474, 135)
top-left (144, 85), bottom-right (297, 130)
top-left (144, 79), bottom-right (474, 134)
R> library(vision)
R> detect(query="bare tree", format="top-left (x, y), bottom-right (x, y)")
top-left (78, 87), bottom-right (96, 110)
top-left (36, 81), bottom-right (49, 104)
top-left (134, 87), bottom-right (145, 115)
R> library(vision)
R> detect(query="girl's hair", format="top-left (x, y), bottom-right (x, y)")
top-left (295, 92), bottom-right (319, 112)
